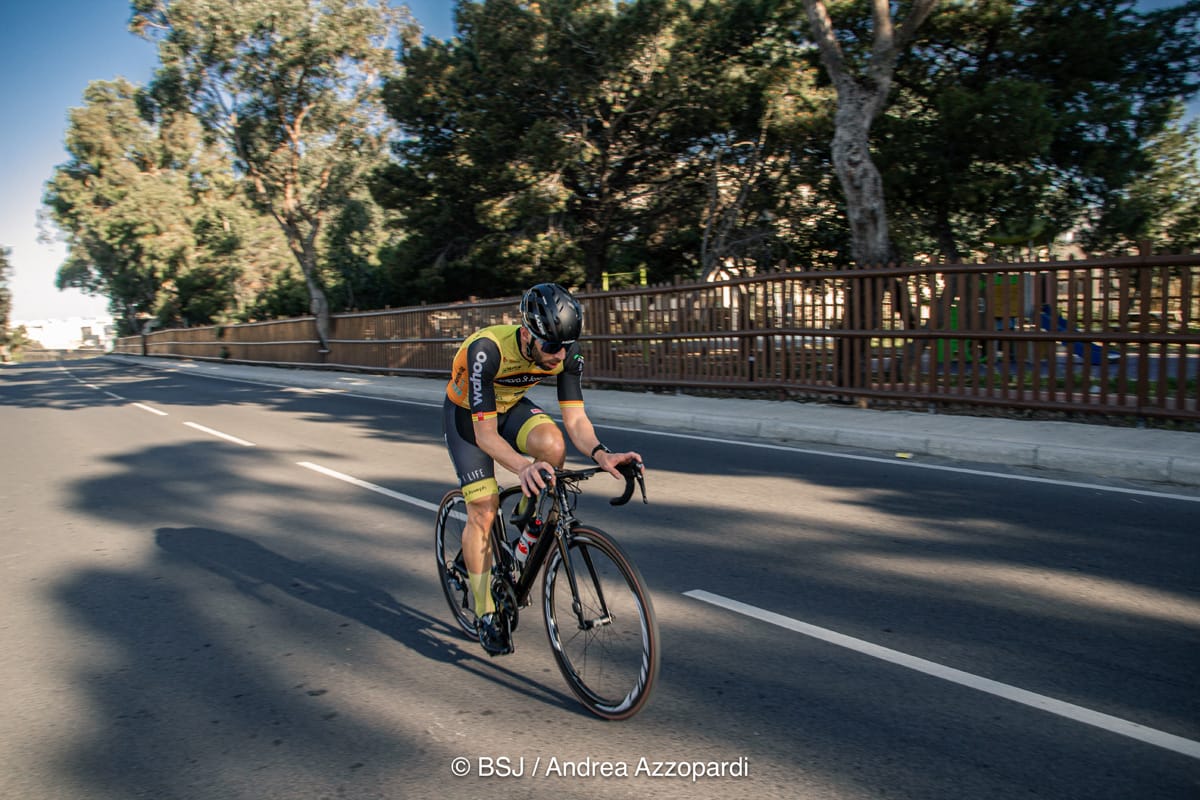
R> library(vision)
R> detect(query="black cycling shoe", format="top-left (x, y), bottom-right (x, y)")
top-left (476, 613), bottom-right (513, 656)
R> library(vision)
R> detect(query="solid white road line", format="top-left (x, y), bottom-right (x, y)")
top-left (684, 589), bottom-right (1200, 761)
top-left (297, 461), bottom-right (440, 512)
top-left (132, 402), bottom-right (168, 416)
top-left (183, 421), bottom-right (255, 447)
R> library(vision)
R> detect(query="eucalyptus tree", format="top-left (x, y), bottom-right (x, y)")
top-left (1, 245), bottom-right (33, 358)
top-left (44, 78), bottom-right (257, 334)
top-left (131, 0), bottom-right (412, 350)
top-left (798, 0), bottom-right (940, 267)
top-left (45, 79), bottom-right (166, 331)
top-left (774, 0), bottom-right (937, 394)
top-left (0, 245), bottom-right (12, 334)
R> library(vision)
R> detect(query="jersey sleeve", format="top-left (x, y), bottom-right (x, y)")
top-left (556, 344), bottom-right (586, 410)
top-left (465, 336), bottom-right (503, 421)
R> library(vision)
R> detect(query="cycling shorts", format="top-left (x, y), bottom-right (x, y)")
top-left (442, 395), bottom-right (556, 502)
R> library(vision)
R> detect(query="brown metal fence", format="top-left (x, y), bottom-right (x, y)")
top-left (113, 254), bottom-right (1200, 422)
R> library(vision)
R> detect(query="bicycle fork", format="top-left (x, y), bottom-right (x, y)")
top-left (554, 528), bottom-right (615, 631)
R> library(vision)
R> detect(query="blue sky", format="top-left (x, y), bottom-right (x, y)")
top-left (0, 1), bottom-right (1191, 322)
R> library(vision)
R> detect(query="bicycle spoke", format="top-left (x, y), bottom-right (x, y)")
top-left (543, 527), bottom-right (658, 720)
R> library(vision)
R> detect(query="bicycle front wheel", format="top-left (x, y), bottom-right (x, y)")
top-left (542, 526), bottom-right (659, 720)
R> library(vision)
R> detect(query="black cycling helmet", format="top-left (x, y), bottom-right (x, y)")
top-left (520, 283), bottom-right (583, 346)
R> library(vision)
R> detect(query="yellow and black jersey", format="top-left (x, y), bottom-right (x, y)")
top-left (445, 324), bottom-right (585, 419)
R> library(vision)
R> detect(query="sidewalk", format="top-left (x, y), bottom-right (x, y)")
top-left (106, 355), bottom-right (1200, 489)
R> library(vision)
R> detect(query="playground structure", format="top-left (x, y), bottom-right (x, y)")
top-left (1037, 305), bottom-right (1118, 366)
top-left (938, 273), bottom-right (1123, 367)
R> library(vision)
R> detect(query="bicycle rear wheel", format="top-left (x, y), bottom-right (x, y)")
top-left (542, 526), bottom-right (659, 720)
top-left (434, 490), bottom-right (476, 637)
top-left (434, 487), bottom-right (525, 639)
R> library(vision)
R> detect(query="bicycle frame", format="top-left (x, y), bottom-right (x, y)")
top-left (492, 464), bottom-right (643, 621)
top-left (493, 472), bottom-right (584, 609)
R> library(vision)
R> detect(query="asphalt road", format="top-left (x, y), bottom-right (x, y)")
top-left (2, 359), bottom-right (1197, 800)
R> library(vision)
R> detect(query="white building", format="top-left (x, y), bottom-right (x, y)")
top-left (12, 316), bottom-right (116, 351)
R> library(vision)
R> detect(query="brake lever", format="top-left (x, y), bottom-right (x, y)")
top-left (610, 462), bottom-right (647, 506)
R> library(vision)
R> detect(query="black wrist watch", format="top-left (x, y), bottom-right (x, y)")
top-left (590, 443), bottom-right (611, 462)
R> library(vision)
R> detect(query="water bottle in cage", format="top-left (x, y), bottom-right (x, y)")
top-left (514, 520), bottom-right (541, 565)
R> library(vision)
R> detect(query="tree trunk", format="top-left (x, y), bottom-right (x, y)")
top-left (303, 268), bottom-right (332, 355)
top-left (297, 236), bottom-right (331, 354)
top-left (803, 0), bottom-right (939, 264)
top-left (278, 212), bottom-right (331, 353)
top-left (802, 0), bottom-right (940, 399)
top-left (830, 90), bottom-right (893, 267)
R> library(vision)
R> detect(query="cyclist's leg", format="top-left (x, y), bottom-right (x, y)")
top-left (500, 399), bottom-right (564, 525)
top-left (462, 493), bottom-right (499, 616)
top-left (443, 399), bottom-right (501, 618)
top-left (504, 397), bottom-right (565, 467)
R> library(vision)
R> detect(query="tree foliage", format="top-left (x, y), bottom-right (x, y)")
top-left (132, 0), bottom-right (411, 348)
top-left (1080, 107), bottom-right (1200, 252)
top-left (1, 248), bottom-right (39, 360)
top-left (36, 0), bottom-right (1200, 327)
top-left (375, 0), bottom-right (838, 296)
top-left (0, 245), bottom-right (11, 330)
top-left (880, 0), bottom-right (1200, 261)
top-left (43, 79), bottom-right (274, 334)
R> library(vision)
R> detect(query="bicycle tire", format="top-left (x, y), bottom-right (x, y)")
top-left (542, 525), bottom-right (659, 720)
top-left (434, 490), bottom-right (476, 637)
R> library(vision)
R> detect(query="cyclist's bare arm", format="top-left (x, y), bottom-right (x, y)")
top-left (561, 405), bottom-right (643, 480)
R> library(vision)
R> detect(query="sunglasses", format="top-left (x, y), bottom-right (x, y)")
top-left (537, 338), bottom-right (572, 353)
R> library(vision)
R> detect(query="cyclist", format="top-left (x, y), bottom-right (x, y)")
top-left (443, 283), bottom-right (643, 655)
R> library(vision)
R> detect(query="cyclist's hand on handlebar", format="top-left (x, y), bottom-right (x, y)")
top-left (594, 449), bottom-right (644, 480)
top-left (518, 460), bottom-right (556, 496)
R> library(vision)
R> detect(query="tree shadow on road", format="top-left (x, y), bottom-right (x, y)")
top-left (154, 525), bottom-right (579, 713)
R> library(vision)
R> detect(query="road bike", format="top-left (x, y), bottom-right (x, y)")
top-left (434, 464), bottom-right (659, 720)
